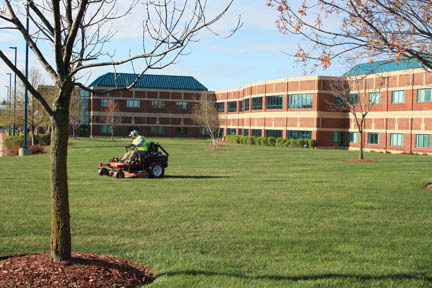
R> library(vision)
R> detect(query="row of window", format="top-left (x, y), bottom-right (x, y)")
top-left (100, 126), bottom-right (191, 136)
top-left (348, 132), bottom-right (431, 148)
top-left (219, 94), bottom-right (313, 112)
top-left (226, 129), bottom-right (312, 139)
top-left (336, 88), bottom-right (432, 106)
top-left (101, 99), bottom-right (189, 110)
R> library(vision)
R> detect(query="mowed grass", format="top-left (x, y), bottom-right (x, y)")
top-left (0, 137), bottom-right (431, 287)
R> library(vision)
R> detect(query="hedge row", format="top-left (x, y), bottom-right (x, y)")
top-left (4, 134), bottom-right (51, 149)
top-left (225, 135), bottom-right (316, 148)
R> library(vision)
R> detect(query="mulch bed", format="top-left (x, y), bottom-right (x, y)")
top-left (423, 183), bottom-right (432, 190)
top-left (346, 159), bottom-right (374, 163)
top-left (205, 148), bottom-right (226, 151)
top-left (0, 253), bottom-right (154, 287)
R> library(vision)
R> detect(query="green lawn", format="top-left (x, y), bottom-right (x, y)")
top-left (1, 137), bottom-right (431, 287)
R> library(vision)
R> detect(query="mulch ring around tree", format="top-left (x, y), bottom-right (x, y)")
top-left (423, 183), bottom-right (432, 190)
top-left (346, 159), bottom-right (374, 163)
top-left (0, 253), bottom-right (154, 287)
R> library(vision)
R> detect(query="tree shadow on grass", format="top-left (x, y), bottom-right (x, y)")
top-left (155, 270), bottom-right (431, 283)
top-left (163, 175), bottom-right (229, 179)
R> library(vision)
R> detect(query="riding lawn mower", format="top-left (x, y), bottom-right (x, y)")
top-left (98, 142), bottom-right (169, 178)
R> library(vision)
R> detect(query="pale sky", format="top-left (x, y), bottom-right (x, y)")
top-left (0, 0), bottom-right (344, 102)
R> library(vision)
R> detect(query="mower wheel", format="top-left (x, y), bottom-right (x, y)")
top-left (98, 168), bottom-right (107, 176)
top-left (149, 162), bottom-right (165, 178)
top-left (114, 171), bottom-right (124, 179)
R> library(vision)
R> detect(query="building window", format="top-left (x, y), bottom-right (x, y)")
top-left (218, 128), bottom-right (224, 137)
top-left (238, 129), bottom-right (242, 135)
top-left (333, 132), bottom-right (342, 144)
top-left (216, 102), bottom-right (225, 112)
top-left (239, 101), bottom-right (243, 112)
top-left (175, 127), bottom-right (188, 135)
top-left (227, 128), bottom-right (236, 135)
top-left (349, 132), bottom-right (358, 144)
top-left (227, 101), bottom-right (237, 112)
top-left (244, 99), bottom-right (250, 111)
top-left (392, 91), bottom-right (405, 104)
top-left (265, 130), bottom-right (282, 138)
top-left (390, 133), bottom-right (403, 147)
top-left (266, 95), bottom-right (284, 110)
top-left (176, 101), bottom-right (189, 110)
top-left (334, 95), bottom-right (343, 105)
top-left (101, 99), bottom-right (109, 108)
top-left (368, 133), bottom-right (379, 145)
top-left (251, 97), bottom-right (263, 110)
top-left (199, 127), bottom-right (209, 136)
top-left (287, 130), bottom-right (312, 139)
top-left (127, 100), bottom-right (140, 108)
top-left (289, 93), bottom-right (312, 109)
top-left (369, 92), bottom-right (381, 104)
top-left (350, 94), bottom-right (359, 105)
top-left (101, 125), bottom-right (112, 134)
top-left (152, 101), bottom-right (165, 109)
top-left (251, 129), bottom-right (262, 137)
top-left (151, 126), bottom-right (165, 136)
top-left (416, 134), bottom-right (430, 148)
top-left (418, 88), bottom-right (432, 103)
top-left (243, 129), bottom-right (249, 136)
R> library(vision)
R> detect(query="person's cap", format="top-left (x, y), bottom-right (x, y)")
top-left (129, 130), bottom-right (138, 137)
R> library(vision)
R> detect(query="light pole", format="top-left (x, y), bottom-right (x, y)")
top-left (10, 47), bottom-right (17, 137)
top-left (5, 85), bottom-right (10, 135)
top-left (6, 73), bottom-right (13, 135)
top-left (20, 2), bottom-right (31, 155)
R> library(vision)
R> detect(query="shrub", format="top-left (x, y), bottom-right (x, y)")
top-left (255, 137), bottom-right (263, 145)
top-left (267, 137), bottom-right (276, 147)
top-left (248, 136), bottom-right (256, 145)
top-left (296, 138), bottom-right (305, 148)
top-left (275, 137), bottom-right (284, 147)
top-left (240, 136), bottom-right (247, 144)
top-left (289, 138), bottom-right (296, 148)
top-left (308, 139), bottom-right (317, 148)
top-left (282, 139), bottom-right (290, 148)
top-left (261, 137), bottom-right (269, 146)
top-left (233, 135), bottom-right (240, 144)
top-left (35, 134), bottom-right (51, 146)
top-left (29, 144), bottom-right (45, 154)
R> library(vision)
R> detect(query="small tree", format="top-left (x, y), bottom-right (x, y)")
top-left (69, 89), bottom-right (81, 139)
top-left (0, 0), bottom-right (240, 263)
top-left (329, 73), bottom-right (385, 160)
top-left (101, 99), bottom-right (121, 141)
top-left (192, 94), bottom-right (221, 149)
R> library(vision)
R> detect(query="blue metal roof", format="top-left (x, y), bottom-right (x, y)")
top-left (344, 59), bottom-right (423, 77)
top-left (89, 73), bottom-right (208, 91)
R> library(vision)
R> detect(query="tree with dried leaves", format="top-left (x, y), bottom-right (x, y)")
top-left (101, 99), bottom-right (121, 141)
top-left (192, 94), bottom-right (221, 149)
top-left (267, 0), bottom-right (432, 70)
top-left (0, 0), bottom-right (240, 263)
top-left (329, 73), bottom-right (385, 160)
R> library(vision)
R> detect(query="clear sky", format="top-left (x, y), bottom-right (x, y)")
top-left (0, 0), bottom-right (344, 102)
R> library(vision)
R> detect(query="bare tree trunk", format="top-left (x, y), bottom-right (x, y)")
top-left (49, 101), bottom-right (71, 263)
top-left (359, 130), bottom-right (364, 160)
top-left (31, 125), bottom-right (35, 146)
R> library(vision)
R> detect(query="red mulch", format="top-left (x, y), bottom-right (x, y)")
top-left (424, 183), bottom-right (432, 190)
top-left (205, 148), bottom-right (226, 151)
top-left (346, 159), bottom-right (374, 163)
top-left (0, 253), bottom-right (154, 288)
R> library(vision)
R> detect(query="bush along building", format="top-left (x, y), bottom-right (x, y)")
top-left (214, 60), bottom-right (432, 155)
top-left (84, 73), bottom-right (209, 138)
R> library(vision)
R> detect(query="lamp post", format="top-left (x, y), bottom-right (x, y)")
top-left (9, 47), bottom-right (17, 137)
top-left (6, 73), bottom-right (13, 135)
top-left (5, 85), bottom-right (10, 135)
top-left (19, 2), bottom-right (31, 156)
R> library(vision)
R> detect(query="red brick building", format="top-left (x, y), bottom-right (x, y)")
top-left (214, 60), bottom-right (432, 154)
top-left (86, 73), bottom-right (209, 138)
top-left (84, 60), bottom-right (432, 154)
